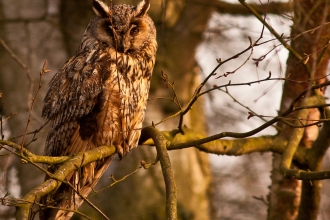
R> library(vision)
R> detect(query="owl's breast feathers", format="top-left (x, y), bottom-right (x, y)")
top-left (43, 44), bottom-right (155, 159)
top-left (40, 1), bottom-right (157, 218)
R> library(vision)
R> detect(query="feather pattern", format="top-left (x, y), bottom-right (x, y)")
top-left (40, 0), bottom-right (157, 219)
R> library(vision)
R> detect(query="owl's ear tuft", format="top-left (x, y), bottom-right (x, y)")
top-left (93, 0), bottom-right (111, 17)
top-left (136, 0), bottom-right (150, 17)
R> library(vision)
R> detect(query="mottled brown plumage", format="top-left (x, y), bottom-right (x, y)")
top-left (40, 0), bottom-right (157, 219)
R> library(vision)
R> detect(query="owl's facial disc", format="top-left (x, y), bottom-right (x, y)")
top-left (97, 17), bottom-right (150, 54)
top-left (90, 1), bottom-right (155, 55)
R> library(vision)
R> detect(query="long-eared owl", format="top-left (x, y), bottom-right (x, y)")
top-left (40, 0), bottom-right (157, 218)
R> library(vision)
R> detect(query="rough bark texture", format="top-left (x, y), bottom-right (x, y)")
top-left (268, 1), bottom-right (330, 220)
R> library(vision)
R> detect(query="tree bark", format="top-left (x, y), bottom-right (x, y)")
top-left (215, 1), bottom-right (293, 16)
top-left (268, 1), bottom-right (330, 219)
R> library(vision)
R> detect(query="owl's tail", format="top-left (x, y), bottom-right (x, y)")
top-left (39, 156), bottom-right (114, 220)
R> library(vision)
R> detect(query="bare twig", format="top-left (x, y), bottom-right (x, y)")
top-left (238, 0), bottom-right (303, 62)
top-left (8, 121), bottom-right (49, 141)
top-left (177, 15), bottom-right (281, 131)
top-left (20, 61), bottom-right (50, 148)
top-left (218, 87), bottom-right (281, 131)
top-left (0, 38), bottom-right (31, 82)
top-left (161, 71), bottom-right (182, 110)
top-left (169, 81), bottom-right (329, 150)
top-left (252, 195), bottom-right (268, 206)
top-left (94, 165), bottom-right (145, 193)
top-left (216, 36), bottom-right (256, 78)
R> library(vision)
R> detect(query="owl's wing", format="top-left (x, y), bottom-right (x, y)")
top-left (41, 49), bottom-right (118, 219)
top-left (42, 49), bottom-right (104, 156)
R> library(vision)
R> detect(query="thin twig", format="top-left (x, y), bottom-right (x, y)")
top-left (238, 0), bottom-right (302, 61)
top-left (170, 82), bottom-right (328, 149)
top-left (238, 0), bottom-right (312, 76)
top-left (20, 61), bottom-right (50, 148)
top-left (0, 38), bottom-right (31, 82)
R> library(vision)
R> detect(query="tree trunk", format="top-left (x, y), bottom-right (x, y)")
top-left (268, 1), bottom-right (330, 219)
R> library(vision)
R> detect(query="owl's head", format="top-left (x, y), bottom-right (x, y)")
top-left (88, 0), bottom-right (156, 55)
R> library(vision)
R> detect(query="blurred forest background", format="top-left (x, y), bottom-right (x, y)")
top-left (1, 0), bottom-right (330, 220)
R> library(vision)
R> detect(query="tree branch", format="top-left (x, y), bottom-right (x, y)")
top-left (0, 139), bottom-right (71, 165)
top-left (238, 0), bottom-right (304, 64)
top-left (14, 145), bottom-right (116, 219)
top-left (143, 126), bottom-right (177, 220)
top-left (278, 95), bottom-right (330, 180)
top-left (215, 1), bottom-right (293, 16)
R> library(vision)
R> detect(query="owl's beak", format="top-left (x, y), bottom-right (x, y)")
top-left (117, 42), bottom-right (125, 53)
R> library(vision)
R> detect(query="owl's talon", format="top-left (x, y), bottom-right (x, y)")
top-left (116, 145), bottom-right (124, 159)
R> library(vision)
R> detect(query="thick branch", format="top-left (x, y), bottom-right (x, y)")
top-left (15, 145), bottom-right (116, 220)
top-left (145, 128), bottom-right (307, 165)
top-left (280, 99), bottom-right (311, 174)
top-left (280, 96), bottom-right (327, 179)
top-left (143, 127), bottom-right (177, 220)
top-left (215, 1), bottom-right (293, 16)
top-left (0, 139), bottom-right (71, 165)
top-left (308, 106), bottom-right (330, 168)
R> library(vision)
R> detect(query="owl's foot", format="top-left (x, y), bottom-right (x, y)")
top-left (116, 143), bottom-right (130, 160)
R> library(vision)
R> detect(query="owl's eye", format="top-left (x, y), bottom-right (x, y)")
top-left (106, 26), bottom-right (113, 35)
top-left (130, 27), bottom-right (139, 36)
